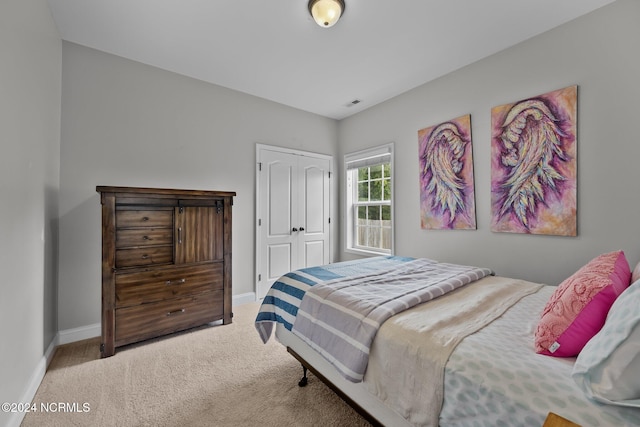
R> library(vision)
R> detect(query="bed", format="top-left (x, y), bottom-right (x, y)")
top-left (255, 254), bottom-right (640, 427)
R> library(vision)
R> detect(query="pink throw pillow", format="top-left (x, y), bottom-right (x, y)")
top-left (534, 251), bottom-right (631, 357)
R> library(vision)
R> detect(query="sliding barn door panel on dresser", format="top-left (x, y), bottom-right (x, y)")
top-left (97, 186), bottom-right (235, 357)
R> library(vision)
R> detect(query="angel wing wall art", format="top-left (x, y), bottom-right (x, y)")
top-left (491, 85), bottom-right (577, 236)
top-left (419, 114), bottom-right (477, 230)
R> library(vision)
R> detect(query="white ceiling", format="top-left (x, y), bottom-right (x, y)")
top-left (47, 0), bottom-right (615, 120)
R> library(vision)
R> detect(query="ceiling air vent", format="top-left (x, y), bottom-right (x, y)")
top-left (345, 99), bottom-right (362, 107)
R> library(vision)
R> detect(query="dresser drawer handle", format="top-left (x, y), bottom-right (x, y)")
top-left (142, 235), bottom-right (152, 241)
top-left (141, 254), bottom-right (149, 259)
top-left (142, 216), bottom-right (150, 222)
top-left (165, 279), bottom-right (186, 286)
top-left (166, 309), bottom-right (185, 316)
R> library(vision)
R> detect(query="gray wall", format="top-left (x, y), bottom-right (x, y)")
top-left (0, 0), bottom-right (61, 425)
top-left (3, 1), bottom-right (638, 423)
top-left (338, 0), bottom-right (640, 286)
top-left (58, 42), bottom-right (338, 331)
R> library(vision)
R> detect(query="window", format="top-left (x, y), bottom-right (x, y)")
top-left (344, 143), bottom-right (394, 255)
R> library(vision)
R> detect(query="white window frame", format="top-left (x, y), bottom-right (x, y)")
top-left (344, 143), bottom-right (394, 256)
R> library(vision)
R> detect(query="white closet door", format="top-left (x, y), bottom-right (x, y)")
top-left (256, 146), bottom-right (331, 299)
top-left (297, 155), bottom-right (330, 269)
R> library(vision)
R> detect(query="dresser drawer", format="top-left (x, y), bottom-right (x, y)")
top-left (115, 290), bottom-right (223, 346)
top-left (116, 228), bottom-right (173, 248)
top-left (115, 263), bottom-right (223, 307)
top-left (116, 209), bottom-right (173, 228)
top-left (116, 246), bottom-right (173, 268)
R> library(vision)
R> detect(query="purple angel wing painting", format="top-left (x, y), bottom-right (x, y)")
top-left (419, 114), bottom-right (476, 230)
top-left (491, 86), bottom-right (577, 236)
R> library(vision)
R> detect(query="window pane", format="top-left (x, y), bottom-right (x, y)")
top-left (382, 178), bottom-right (390, 200)
top-left (382, 227), bottom-right (391, 249)
top-left (369, 206), bottom-right (380, 221)
top-left (370, 165), bottom-right (382, 180)
top-left (358, 167), bottom-right (368, 181)
top-left (382, 205), bottom-right (391, 220)
top-left (383, 163), bottom-right (391, 178)
top-left (358, 181), bottom-right (369, 202)
top-left (369, 227), bottom-right (380, 248)
top-left (370, 180), bottom-right (382, 200)
top-left (358, 225), bottom-right (368, 246)
top-left (358, 205), bottom-right (367, 220)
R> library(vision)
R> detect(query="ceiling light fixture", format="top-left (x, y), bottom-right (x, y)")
top-left (308, 0), bottom-right (345, 28)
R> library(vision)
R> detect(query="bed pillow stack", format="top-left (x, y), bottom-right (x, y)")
top-left (572, 276), bottom-right (640, 408)
top-left (534, 250), bottom-right (631, 357)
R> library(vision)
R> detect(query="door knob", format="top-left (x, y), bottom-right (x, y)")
top-left (292, 228), bottom-right (298, 232)
top-left (299, 227), bottom-right (305, 231)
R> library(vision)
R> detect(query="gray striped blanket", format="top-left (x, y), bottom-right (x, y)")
top-left (291, 258), bottom-right (493, 382)
top-left (255, 256), bottom-right (415, 344)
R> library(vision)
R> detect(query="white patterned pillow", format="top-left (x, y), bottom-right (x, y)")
top-left (572, 279), bottom-right (640, 407)
top-left (632, 261), bottom-right (640, 283)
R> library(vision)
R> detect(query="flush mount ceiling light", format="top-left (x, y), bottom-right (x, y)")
top-left (308, 0), bottom-right (345, 28)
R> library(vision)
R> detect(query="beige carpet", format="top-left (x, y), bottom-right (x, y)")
top-left (22, 302), bottom-right (371, 427)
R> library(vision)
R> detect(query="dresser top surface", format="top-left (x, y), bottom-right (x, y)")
top-left (96, 186), bottom-right (236, 198)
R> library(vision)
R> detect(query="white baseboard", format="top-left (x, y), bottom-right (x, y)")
top-left (58, 322), bottom-right (101, 345)
top-left (233, 292), bottom-right (257, 306)
top-left (6, 336), bottom-right (59, 427)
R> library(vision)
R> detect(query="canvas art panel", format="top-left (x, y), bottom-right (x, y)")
top-left (490, 85), bottom-right (577, 236)
top-left (419, 114), bottom-right (476, 230)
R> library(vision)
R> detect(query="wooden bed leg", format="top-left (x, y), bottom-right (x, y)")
top-left (298, 365), bottom-right (308, 387)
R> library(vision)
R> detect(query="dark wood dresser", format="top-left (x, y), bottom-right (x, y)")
top-left (97, 186), bottom-right (235, 357)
